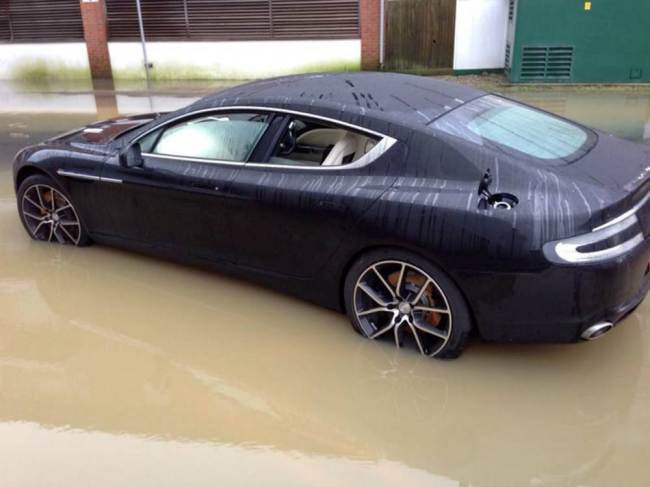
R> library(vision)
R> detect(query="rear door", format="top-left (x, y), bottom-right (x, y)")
top-left (223, 112), bottom-right (404, 278)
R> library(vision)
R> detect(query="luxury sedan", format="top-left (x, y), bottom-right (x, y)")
top-left (12, 72), bottom-right (650, 358)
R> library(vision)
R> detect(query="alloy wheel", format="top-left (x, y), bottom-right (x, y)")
top-left (353, 260), bottom-right (452, 356)
top-left (21, 184), bottom-right (82, 245)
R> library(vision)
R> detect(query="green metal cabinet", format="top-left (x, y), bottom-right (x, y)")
top-left (505, 0), bottom-right (650, 83)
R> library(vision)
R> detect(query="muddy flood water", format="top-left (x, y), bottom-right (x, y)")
top-left (1, 81), bottom-right (650, 486)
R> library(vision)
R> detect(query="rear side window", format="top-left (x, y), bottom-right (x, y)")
top-left (150, 112), bottom-right (270, 162)
top-left (266, 116), bottom-right (380, 167)
top-left (433, 95), bottom-right (595, 165)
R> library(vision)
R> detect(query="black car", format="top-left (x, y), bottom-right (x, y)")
top-left (12, 72), bottom-right (650, 358)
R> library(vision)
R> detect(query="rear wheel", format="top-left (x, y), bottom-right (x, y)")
top-left (344, 249), bottom-right (471, 359)
top-left (17, 174), bottom-right (90, 246)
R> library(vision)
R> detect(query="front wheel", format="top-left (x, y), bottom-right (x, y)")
top-left (343, 249), bottom-right (472, 359)
top-left (17, 174), bottom-right (90, 246)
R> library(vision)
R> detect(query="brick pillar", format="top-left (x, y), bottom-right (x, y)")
top-left (80, 0), bottom-right (113, 80)
top-left (360, 0), bottom-right (381, 70)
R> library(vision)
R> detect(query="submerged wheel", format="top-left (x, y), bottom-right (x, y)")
top-left (344, 249), bottom-right (472, 359)
top-left (17, 174), bottom-right (89, 246)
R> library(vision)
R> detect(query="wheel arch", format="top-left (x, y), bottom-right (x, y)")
top-left (337, 244), bottom-right (479, 337)
top-left (15, 165), bottom-right (52, 191)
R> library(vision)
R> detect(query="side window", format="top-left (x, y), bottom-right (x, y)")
top-left (268, 116), bottom-right (380, 167)
top-left (146, 112), bottom-right (271, 162)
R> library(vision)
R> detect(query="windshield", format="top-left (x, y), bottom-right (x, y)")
top-left (433, 95), bottom-right (595, 165)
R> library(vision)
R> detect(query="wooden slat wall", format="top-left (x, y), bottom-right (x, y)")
top-left (0, 0), bottom-right (85, 42)
top-left (188, 0), bottom-right (271, 40)
top-left (384, 0), bottom-right (456, 71)
top-left (106, 0), bottom-right (359, 41)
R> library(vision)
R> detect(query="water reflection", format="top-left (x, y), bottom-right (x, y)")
top-left (510, 90), bottom-right (650, 144)
top-left (1, 83), bottom-right (650, 486)
top-left (91, 78), bottom-right (120, 119)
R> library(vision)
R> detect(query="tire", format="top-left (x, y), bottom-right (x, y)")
top-left (17, 174), bottom-right (91, 246)
top-left (343, 248), bottom-right (472, 359)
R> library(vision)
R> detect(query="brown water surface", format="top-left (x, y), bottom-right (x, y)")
top-left (1, 82), bottom-right (649, 487)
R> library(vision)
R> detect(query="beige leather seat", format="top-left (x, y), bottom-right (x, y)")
top-left (322, 132), bottom-right (360, 166)
top-left (296, 128), bottom-right (378, 167)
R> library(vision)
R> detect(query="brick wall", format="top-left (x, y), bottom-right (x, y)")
top-left (80, 0), bottom-right (113, 80)
top-left (360, 0), bottom-right (381, 70)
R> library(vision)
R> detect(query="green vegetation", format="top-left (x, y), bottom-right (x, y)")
top-left (288, 59), bottom-right (361, 76)
top-left (12, 60), bottom-right (91, 83)
top-left (114, 64), bottom-right (217, 81)
top-left (10, 56), bottom-right (360, 84)
top-left (112, 59), bottom-right (361, 81)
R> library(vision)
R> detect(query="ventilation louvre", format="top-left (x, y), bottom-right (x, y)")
top-left (105, 0), bottom-right (360, 42)
top-left (508, 0), bottom-right (515, 21)
top-left (505, 42), bottom-right (512, 70)
top-left (0, 0), bottom-right (84, 42)
top-left (520, 46), bottom-right (574, 80)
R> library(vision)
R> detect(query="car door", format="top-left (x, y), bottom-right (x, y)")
top-left (224, 112), bottom-right (404, 278)
top-left (96, 111), bottom-right (274, 263)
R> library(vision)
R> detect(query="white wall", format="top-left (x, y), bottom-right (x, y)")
top-left (0, 43), bottom-right (90, 80)
top-left (0, 39), bottom-right (360, 81)
top-left (108, 40), bottom-right (361, 80)
top-left (453, 0), bottom-right (509, 71)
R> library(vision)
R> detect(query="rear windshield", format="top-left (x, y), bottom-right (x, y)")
top-left (433, 95), bottom-right (595, 165)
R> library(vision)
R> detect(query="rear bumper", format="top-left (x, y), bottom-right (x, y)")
top-left (459, 235), bottom-right (650, 343)
top-left (601, 272), bottom-right (649, 327)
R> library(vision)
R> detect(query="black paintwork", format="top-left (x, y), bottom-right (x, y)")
top-left (13, 73), bottom-right (650, 343)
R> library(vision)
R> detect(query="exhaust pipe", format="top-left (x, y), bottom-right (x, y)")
top-left (581, 322), bottom-right (614, 341)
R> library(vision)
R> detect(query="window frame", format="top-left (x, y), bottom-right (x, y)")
top-left (261, 113), bottom-right (384, 168)
top-left (133, 106), bottom-right (397, 171)
top-left (140, 110), bottom-right (275, 165)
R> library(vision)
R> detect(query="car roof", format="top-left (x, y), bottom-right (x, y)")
top-left (196, 72), bottom-right (486, 135)
top-left (117, 72), bottom-right (487, 147)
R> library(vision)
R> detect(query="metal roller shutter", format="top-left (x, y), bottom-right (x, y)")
top-left (0, 2), bottom-right (10, 42)
top-left (187, 0), bottom-right (271, 40)
top-left (106, 0), bottom-right (188, 40)
top-left (0, 0), bottom-right (84, 42)
top-left (270, 0), bottom-right (359, 40)
top-left (106, 0), bottom-right (359, 41)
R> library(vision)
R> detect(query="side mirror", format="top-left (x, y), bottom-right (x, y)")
top-left (120, 143), bottom-right (143, 168)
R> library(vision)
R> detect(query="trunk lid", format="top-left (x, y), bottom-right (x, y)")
top-left (558, 131), bottom-right (650, 230)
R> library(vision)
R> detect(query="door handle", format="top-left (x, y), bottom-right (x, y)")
top-left (318, 200), bottom-right (346, 212)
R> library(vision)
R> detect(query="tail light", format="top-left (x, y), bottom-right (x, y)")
top-left (543, 193), bottom-right (648, 264)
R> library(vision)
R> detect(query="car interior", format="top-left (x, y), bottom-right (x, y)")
top-left (269, 117), bottom-right (380, 167)
top-left (140, 112), bottom-right (381, 168)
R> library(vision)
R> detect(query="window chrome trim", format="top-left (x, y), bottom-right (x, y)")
top-left (248, 136), bottom-right (397, 171)
top-left (133, 105), bottom-right (397, 172)
top-left (141, 152), bottom-right (246, 167)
